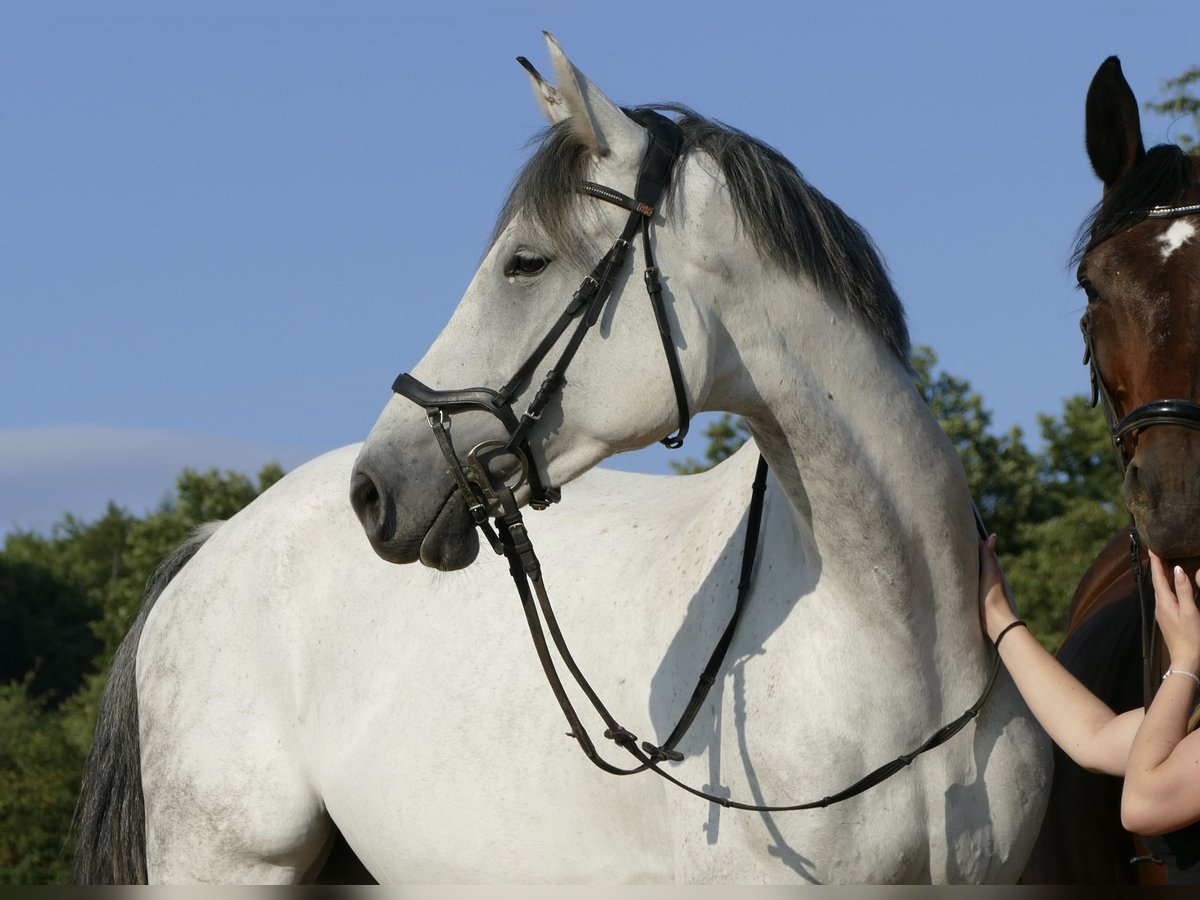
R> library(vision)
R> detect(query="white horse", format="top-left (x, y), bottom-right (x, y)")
top-left (76, 34), bottom-right (1051, 884)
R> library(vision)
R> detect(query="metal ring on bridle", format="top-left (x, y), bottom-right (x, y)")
top-left (466, 440), bottom-right (530, 500)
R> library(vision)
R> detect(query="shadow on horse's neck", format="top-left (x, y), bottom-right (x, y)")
top-left (733, 289), bottom-right (969, 612)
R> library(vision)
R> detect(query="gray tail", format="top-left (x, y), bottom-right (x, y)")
top-left (71, 522), bottom-right (220, 884)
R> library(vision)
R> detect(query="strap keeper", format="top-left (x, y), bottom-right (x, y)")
top-left (604, 726), bottom-right (638, 747)
top-left (644, 266), bottom-right (663, 297)
top-left (641, 741), bottom-right (684, 763)
top-left (567, 276), bottom-right (600, 315)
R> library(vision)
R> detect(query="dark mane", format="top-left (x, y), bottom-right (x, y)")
top-left (1073, 143), bottom-right (1196, 265)
top-left (493, 104), bottom-right (910, 365)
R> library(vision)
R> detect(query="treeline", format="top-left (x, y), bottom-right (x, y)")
top-left (1, 349), bottom-right (1126, 882)
top-left (0, 465), bottom-right (283, 883)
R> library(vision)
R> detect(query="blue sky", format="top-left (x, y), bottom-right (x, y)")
top-left (3, 1), bottom-right (1198, 537)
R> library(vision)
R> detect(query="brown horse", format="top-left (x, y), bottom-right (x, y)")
top-left (1021, 56), bottom-right (1200, 885)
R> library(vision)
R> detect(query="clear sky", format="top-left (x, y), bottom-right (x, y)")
top-left (3, 1), bottom-right (1198, 537)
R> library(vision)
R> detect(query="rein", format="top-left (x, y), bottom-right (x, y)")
top-left (391, 110), bottom-right (1002, 810)
top-left (1080, 200), bottom-right (1200, 707)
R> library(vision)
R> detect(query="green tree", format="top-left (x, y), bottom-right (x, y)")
top-left (0, 462), bottom-right (285, 884)
top-left (1145, 65), bottom-right (1200, 152)
top-left (911, 347), bottom-right (1045, 552)
top-left (0, 559), bottom-right (99, 708)
top-left (670, 414), bottom-right (752, 474)
top-left (1, 504), bottom-right (133, 708)
top-left (0, 680), bottom-right (84, 884)
top-left (1005, 397), bottom-right (1126, 650)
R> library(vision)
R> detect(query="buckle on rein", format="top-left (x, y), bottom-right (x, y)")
top-left (423, 408), bottom-right (547, 571)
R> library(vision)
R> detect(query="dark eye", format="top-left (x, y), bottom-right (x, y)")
top-left (1078, 278), bottom-right (1099, 303)
top-left (504, 251), bottom-right (549, 279)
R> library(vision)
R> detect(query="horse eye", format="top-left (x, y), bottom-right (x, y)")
top-left (504, 252), bottom-right (548, 279)
top-left (1078, 279), bottom-right (1099, 303)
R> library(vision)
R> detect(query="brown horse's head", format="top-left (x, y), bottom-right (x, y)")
top-left (1078, 57), bottom-right (1200, 559)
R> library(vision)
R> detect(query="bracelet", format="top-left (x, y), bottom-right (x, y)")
top-left (993, 619), bottom-right (1027, 649)
top-left (1162, 669), bottom-right (1200, 691)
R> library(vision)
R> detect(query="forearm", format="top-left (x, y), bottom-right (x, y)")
top-left (995, 623), bottom-right (1136, 775)
top-left (1122, 670), bottom-right (1200, 834)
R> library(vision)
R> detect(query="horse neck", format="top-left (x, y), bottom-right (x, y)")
top-left (718, 272), bottom-right (980, 659)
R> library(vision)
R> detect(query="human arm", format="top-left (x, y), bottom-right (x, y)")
top-left (1120, 552), bottom-right (1200, 836)
top-left (978, 534), bottom-right (1142, 776)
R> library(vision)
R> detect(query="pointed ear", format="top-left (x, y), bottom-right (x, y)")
top-left (1085, 56), bottom-right (1146, 190)
top-left (518, 55), bottom-right (570, 126)
top-left (541, 32), bottom-right (645, 160)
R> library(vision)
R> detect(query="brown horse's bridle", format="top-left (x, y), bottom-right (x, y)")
top-left (1080, 200), bottom-right (1200, 705)
top-left (388, 107), bottom-right (1000, 811)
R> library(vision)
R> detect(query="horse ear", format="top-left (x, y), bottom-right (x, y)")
top-left (540, 32), bottom-right (644, 160)
top-left (518, 55), bottom-right (570, 126)
top-left (1085, 56), bottom-right (1146, 190)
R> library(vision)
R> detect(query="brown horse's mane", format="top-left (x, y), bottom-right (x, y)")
top-left (1073, 144), bottom-right (1197, 265)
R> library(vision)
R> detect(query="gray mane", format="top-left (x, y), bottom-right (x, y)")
top-left (492, 104), bottom-right (910, 365)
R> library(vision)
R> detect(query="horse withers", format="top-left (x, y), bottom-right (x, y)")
top-left (1022, 56), bottom-right (1200, 885)
top-left (76, 34), bottom-right (1051, 884)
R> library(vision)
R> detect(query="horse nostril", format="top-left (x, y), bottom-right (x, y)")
top-left (350, 469), bottom-right (385, 538)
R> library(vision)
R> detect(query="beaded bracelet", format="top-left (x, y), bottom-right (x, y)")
top-left (993, 619), bottom-right (1027, 649)
top-left (1162, 669), bottom-right (1200, 691)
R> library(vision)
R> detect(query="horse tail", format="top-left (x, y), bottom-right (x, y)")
top-left (72, 522), bottom-right (221, 884)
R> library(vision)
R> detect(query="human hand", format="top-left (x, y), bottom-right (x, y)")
top-left (979, 534), bottom-right (1020, 642)
top-left (1149, 550), bottom-right (1200, 675)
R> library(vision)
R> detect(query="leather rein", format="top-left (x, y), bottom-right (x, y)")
top-left (390, 110), bottom-right (1002, 810)
top-left (1080, 201), bottom-right (1200, 707)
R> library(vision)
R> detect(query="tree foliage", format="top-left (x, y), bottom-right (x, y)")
top-left (0, 463), bottom-right (283, 883)
top-left (1145, 65), bottom-right (1200, 152)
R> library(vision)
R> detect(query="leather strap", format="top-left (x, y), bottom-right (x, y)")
top-left (497, 454), bottom-right (1003, 811)
top-left (391, 109), bottom-right (690, 508)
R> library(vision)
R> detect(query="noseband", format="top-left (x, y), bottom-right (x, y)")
top-left (392, 108), bottom-right (690, 541)
top-left (1079, 200), bottom-right (1200, 705)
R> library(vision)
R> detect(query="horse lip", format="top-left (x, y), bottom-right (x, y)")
top-left (419, 488), bottom-right (480, 570)
top-left (358, 479), bottom-right (455, 566)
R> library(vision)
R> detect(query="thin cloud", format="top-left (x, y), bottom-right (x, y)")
top-left (0, 425), bottom-right (324, 539)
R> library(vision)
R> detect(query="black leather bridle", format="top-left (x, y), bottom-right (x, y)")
top-left (1079, 200), bottom-right (1200, 705)
top-left (392, 108), bottom-right (690, 539)
top-left (387, 107), bottom-right (1001, 810)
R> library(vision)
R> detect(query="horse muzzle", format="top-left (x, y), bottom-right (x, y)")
top-left (1124, 428), bottom-right (1200, 558)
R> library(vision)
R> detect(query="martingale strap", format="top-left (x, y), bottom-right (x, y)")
top-left (494, 454), bottom-right (1004, 811)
